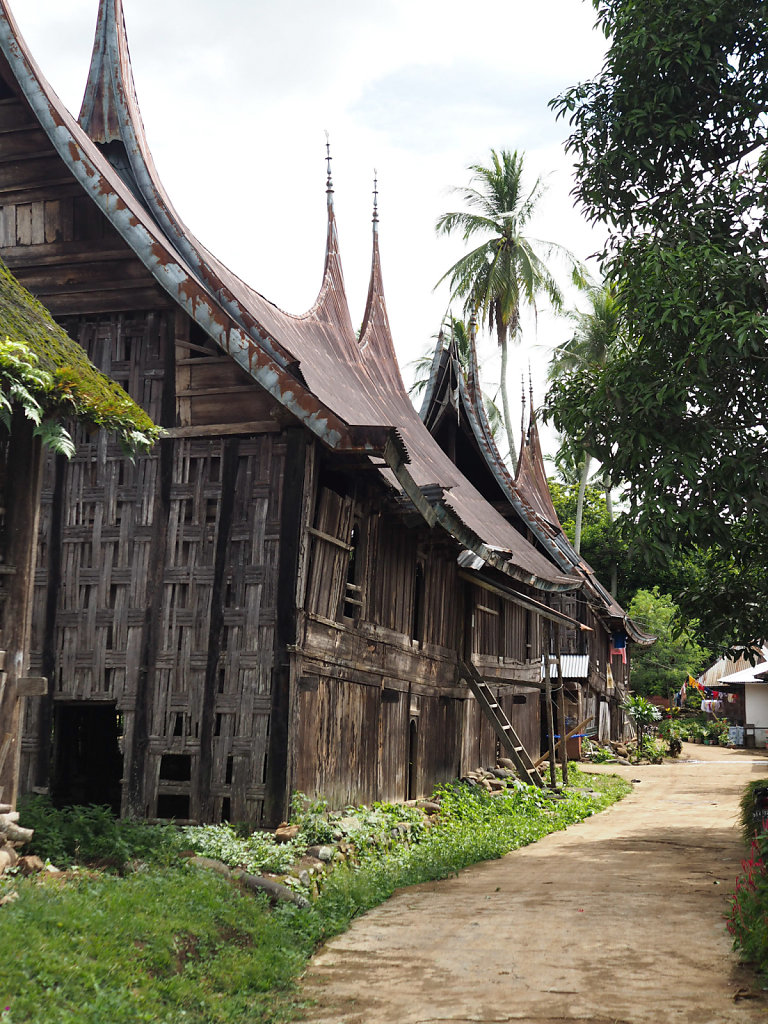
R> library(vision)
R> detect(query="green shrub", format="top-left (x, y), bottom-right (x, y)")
top-left (727, 836), bottom-right (768, 972)
top-left (738, 780), bottom-right (768, 844)
top-left (705, 719), bottom-right (730, 746)
top-left (18, 796), bottom-right (184, 868)
top-left (181, 823), bottom-right (303, 875)
top-left (658, 715), bottom-right (706, 743)
top-left (727, 781), bottom-right (768, 974)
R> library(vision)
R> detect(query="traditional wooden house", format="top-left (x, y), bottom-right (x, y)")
top-left (0, 0), bottom-right (592, 825)
top-left (419, 323), bottom-right (654, 745)
top-left (0, 257), bottom-right (155, 809)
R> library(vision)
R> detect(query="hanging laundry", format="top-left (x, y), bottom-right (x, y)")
top-left (610, 632), bottom-right (627, 664)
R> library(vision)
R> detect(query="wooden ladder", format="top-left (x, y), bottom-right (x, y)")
top-left (460, 659), bottom-right (544, 789)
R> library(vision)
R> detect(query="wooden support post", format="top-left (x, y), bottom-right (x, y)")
top-left (556, 646), bottom-right (569, 786)
top-left (544, 620), bottom-right (557, 789)
top-left (533, 716), bottom-right (594, 768)
top-left (265, 428), bottom-right (307, 827)
top-left (37, 451), bottom-right (66, 791)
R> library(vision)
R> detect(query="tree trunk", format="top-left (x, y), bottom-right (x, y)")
top-left (573, 452), bottom-right (592, 555)
top-left (498, 320), bottom-right (517, 470)
top-left (605, 485), bottom-right (618, 596)
top-left (0, 413), bottom-right (44, 809)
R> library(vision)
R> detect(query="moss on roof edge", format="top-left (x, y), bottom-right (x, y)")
top-left (0, 258), bottom-right (159, 450)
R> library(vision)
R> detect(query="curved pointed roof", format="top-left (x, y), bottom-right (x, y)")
top-left (0, 0), bottom-right (578, 592)
top-left (79, 0), bottom-right (142, 147)
top-left (419, 326), bottom-right (653, 642)
top-left (515, 397), bottom-right (563, 530)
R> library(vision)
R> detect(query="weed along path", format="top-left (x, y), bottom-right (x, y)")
top-left (299, 743), bottom-right (768, 1024)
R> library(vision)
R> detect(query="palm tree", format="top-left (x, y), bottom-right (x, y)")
top-left (548, 283), bottom-right (622, 563)
top-left (436, 148), bottom-right (585, 467)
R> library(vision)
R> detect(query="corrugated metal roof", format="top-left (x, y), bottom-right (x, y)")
top-left (701, 648), bottom-right (768, 687)
top-left (536, 654), bottom-right (590, 679)
top-left (557, 654), bottom-right (590, 679)
top-left (719, 661), bottom-right (768, 684)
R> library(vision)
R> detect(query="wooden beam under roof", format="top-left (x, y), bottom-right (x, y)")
top-left (459, 570), bottom-right (592, 632)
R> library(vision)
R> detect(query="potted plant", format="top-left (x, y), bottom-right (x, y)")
top-left (621, 694), bottom-right (662, 749)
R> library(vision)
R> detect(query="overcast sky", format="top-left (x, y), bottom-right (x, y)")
top-left (13, 0), bottom-right (608, 460)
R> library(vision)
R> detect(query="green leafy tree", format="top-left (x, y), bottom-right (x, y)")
top-left (548, 284), bottom-right (622, 558)
top-left (436, 148), bottom-right (585, 467)
top-left (548, 479), bottom-right (630, 602)
top-left (547, 0), bottom-right (768, 649)
top-left (548, 478), bottom-right (699, 609)
top-left (626, 588), bottom-right (710, 699)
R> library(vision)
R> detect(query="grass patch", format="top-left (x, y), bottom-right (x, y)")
top-left (1, 869), bottom-right (313, 1024)
top-left (2, 768), bottom-right (629, 1023)
top-left (18, 797), bottom-right (185, 868)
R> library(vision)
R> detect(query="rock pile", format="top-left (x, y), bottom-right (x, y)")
top-left (460, 764), bottom-right (525, 792)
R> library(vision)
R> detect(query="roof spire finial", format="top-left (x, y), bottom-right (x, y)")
top-left (521, 375), bottom-right (527, 439)
top-left (469, 309), bottom-right (478, 342)
top-left (528, 364), bottom-right (535, 423)
top-left (372, 169), bottom-right (379, 226)
top-left (325, 131), bottom-right (333, 195)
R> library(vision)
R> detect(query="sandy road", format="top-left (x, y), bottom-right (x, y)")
top-left (299, 742), bottom-right (768, 1024)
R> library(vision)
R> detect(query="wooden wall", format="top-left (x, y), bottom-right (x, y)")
top-left (20, 309), bottom-right (287, 825)
top-left (294, 481), bottom-right (544, 806)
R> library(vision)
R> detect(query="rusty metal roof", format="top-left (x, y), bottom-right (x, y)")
top-left (697, 648), bottom-right (767, 689)
top-left (0, 0), bottom-right (578, 593)
top-left (515, 403), bottom-right (563, 530)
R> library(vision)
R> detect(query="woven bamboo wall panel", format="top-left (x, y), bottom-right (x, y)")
top-left (23, 310), bottom-right (285, 823)
top-left (36, 427), bottom-right (159, 703)
top-left (60, 313), bottom-right (168, 423)
top-left (148, 435), bottom-right (284, 821)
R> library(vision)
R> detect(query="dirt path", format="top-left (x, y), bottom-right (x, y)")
top-left (299, 743), bottom-right (768, 1024)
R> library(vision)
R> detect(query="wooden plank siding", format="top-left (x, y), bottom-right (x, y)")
top-left (294, 484), bottom-right (544, 805)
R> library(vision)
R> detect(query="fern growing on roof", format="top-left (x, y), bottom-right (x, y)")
top-left (0, 258), bottom-right (159, 454)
